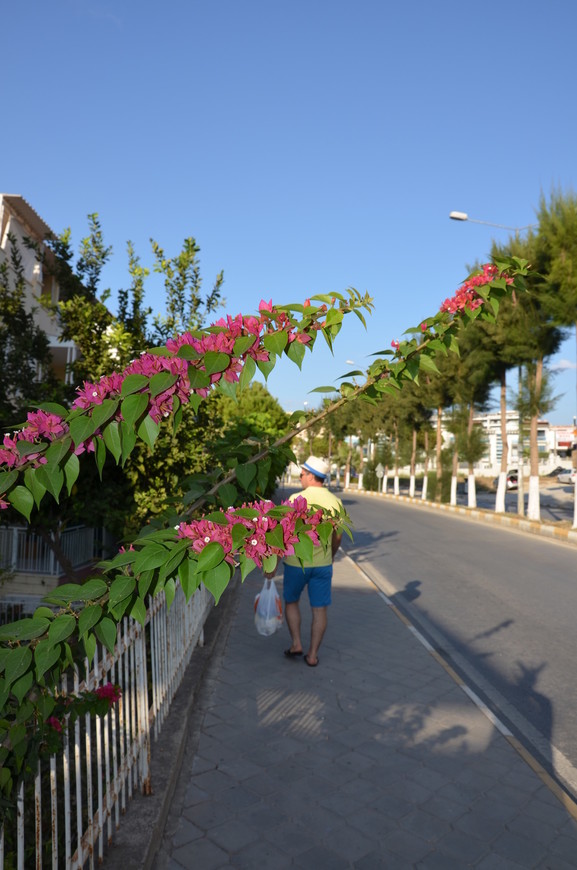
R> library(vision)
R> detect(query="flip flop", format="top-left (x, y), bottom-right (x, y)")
top-left (304, 655), bottom-right (319, 667)
top-left (284, 649), bottom-right (303, 658)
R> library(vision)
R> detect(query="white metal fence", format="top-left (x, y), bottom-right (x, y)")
top-left (0, 580), bottom-right (213, 869)
top-left (0, 525), bottom-right (111, 576)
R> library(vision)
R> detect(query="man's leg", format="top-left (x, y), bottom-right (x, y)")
top-left (284, 601), bottom-right (303, 654)
top-left (306, 606), bottom-right (327, 665)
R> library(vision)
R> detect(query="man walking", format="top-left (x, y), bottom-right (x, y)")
top-left (282, 456), bottom-right (345, 667)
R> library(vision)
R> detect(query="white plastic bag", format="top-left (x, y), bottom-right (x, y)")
top-left (254, 578), bottom-right (283, 636)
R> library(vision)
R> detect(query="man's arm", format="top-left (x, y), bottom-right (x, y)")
top-left (331, 531), bottom-right (342, 560)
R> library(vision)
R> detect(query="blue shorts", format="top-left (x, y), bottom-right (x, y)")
top-left (283, 563), bottom-right (333, 608)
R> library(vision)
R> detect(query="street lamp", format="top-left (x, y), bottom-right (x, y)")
top-left (449, 211), bottom-right (537, 232)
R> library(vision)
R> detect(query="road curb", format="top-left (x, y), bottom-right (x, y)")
top-left (345, 487), bottom-right (577, 547)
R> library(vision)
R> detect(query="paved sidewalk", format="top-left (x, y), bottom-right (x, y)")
top-left (155, 554), bottom-right (577, 869)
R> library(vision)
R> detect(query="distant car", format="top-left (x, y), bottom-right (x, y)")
top-left (492, 469), bottom-right (518, 490)
top-left (557, 469), bottom-right (577, 485)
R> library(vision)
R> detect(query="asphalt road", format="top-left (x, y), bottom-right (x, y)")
top-left (336, 490), bottom-right (577, 798)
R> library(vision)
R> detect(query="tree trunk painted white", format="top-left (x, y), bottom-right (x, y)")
top-left (467, 473), bottom-right (477, 508)
top-left (393, 475), bottom-right (400, 495)
top-left (450, 475), bottom-right (457, 506)
top-left (421, 475), bottom-right (428, 501)
top-left (495, 371), bottom-right (508, 514)
top-left (573, 477), bottom-right (577, 529)
top-left (495, 471), bottom-right (507, 514)
top-left (358, 473), bottom-right (364, 491)
top-left (409, 476), bottom-right (415, 497)
top-left (527, 359), bottom-right (543, 522)
top-left (383, 473), bottom-right (388, 494)
top-left (345, 469), bottom-right (350, 489)
top-left (527, 475), bottom-right (541, 521)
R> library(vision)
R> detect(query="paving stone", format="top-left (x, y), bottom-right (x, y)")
top-left (293, 844), bottom-right (351, 869)
top-left (171, 818), bottom-right (204, 847)
top-left (206, 818), bottom-right (259, 852)
top-left (492, 829), bottom-right (548, 866)
top-left (230, 838), bottom-right (293, 868)
top-left (171, 837), bottom-right (229, 870)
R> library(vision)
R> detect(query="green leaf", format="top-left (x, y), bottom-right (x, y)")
top-left (129, 597), bottom-right (147, 626)
top-left (418, 354), bottom-right (440, 374)
top-left (120, 419), bottom-right (138, 465)
top-left (293, 534), bottom-right (314, 563)
top-left (0, 470), bottom-right (18, 494)
top-left (63, 452), bottom-right (80, 495)
top-left (217, 483), bottom-right (237, 508)
top-left (231, 522), bottom-right (250, 549)
top-left (16, 440), bottom-right (47, 458)
top-left (256, 357), bottom-right (276, 381)
top-left (102, 420), bottom-right (122, 462)
top-left (7, 486), bottom-right (34, 521)
top-left (203, 351), bottom-right (230, 375)
top-left (121, 392), bottom-right (149, 429)
top-left (44, 436), bottom-right (73, 466)
top-left (69, 415), bottom-right (96, 448)
top-left (34, 640), bottom-right (62, 681)
top-left (263, 331), bottom-right (288, 356)
top-left (324, 308), bottom-right (343, 327)
top-left (178, 558), bottom-right (201, 600)
top-left (94, 434), bottom-right (107, 478)
top-left (11, 671), bottom-right (34, 704)
top-left (37, 401), bottom-right (68, 417)
top-left (137, 415), bottom-right (160, 451)
top-left (265, 525), bottom-right (285, 549)
top-left (164, 577), bottom-right (176, 610)
top-left (91, 398), bottom-right (119, 430)
top-left (24, 467), bottom-right (47, 508)
top-left (132, 543), bottom-right (169, 575)
top-left (108, 576), bottom-right (136, 610)
top-left (120, 373), bottom-right (150, 396)
top-left (33, 606), bottom-right (55, 620)
top-left (95, 617), bottom-right (118, 654)
top-left (238, 354), bottom-right (256, 390)
top-left (238, 553), bottom-right (256, 583)
top-left (0, 617), bottom-right (50, 643)
top-left (196, 541), bottom-right (225, 573)
top-left (201, 560), bottom-right (233, 604)
top-left (4, 646), bottom-right (33, 686)
top-left (175, 344), bottom-right (201, 360)
top-left (235, 462), bottom-right (257, 492)
top-left (35, 464), bottom-right (64, 502)
top-left (48, 615), bottom-right (77, 645)
top-left (83, 633), bottom-right (97, 662)
top-left (78, 604), bottom-right (103, 637)
top-left (79, 578), bottom-right (108, 600)
top-left (149, 371), bottom-right (178, 397)
top-left (42, 583), bottom-right (84, 604)
top-left (233, 335), bottom-right (257, 356)
top-left (310, 385), bottom-right (340, 394)
top-left (188, 368), bottom-right (211, 389)
top-left (286, 340), bottom-right (306, 369)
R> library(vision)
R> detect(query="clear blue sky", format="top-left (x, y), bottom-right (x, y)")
top-left (5, 0), bottom-right (577, 423)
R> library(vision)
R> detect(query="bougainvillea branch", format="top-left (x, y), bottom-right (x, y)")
top-left (0, 257), bottom-right (530, 815)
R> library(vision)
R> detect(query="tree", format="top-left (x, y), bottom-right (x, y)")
top-left (492, 235), bottom-right (565, 520)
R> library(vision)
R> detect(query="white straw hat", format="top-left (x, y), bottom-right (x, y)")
top-left (302, 456), bottom-right (329, 479)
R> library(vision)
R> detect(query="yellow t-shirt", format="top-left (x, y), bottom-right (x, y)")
top-left (284, 485), bottom-right (344, 568)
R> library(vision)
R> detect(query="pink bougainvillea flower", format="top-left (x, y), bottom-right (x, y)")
top-left (95, 683), bottom-right (122, 705)
top-left (47, 716), bottom-right (63, 733)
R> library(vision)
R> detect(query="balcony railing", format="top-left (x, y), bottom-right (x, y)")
top-left (0, 525), bottom-right (111, 576)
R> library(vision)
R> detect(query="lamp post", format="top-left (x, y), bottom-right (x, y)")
top-left (449, 210), bottom-right (537, 517)
top-left (449, 212), bottom-right (537, 232)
